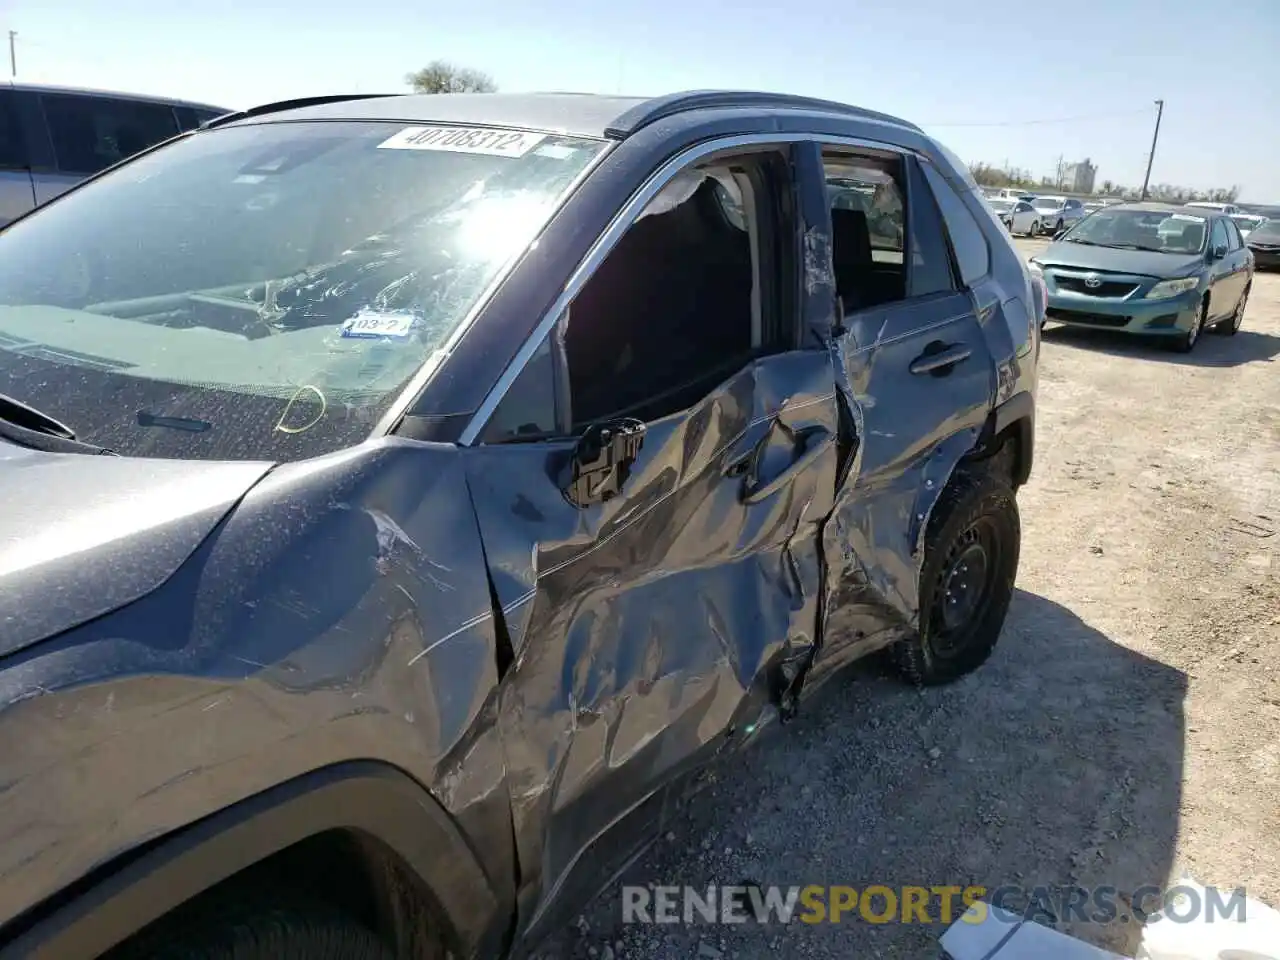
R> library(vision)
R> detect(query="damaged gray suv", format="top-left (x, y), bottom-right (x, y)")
top-left (0, 91), bottom-right (1041, 959)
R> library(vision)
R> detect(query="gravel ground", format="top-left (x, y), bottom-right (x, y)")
top-left (537, 238), bottom-right (1280, 960)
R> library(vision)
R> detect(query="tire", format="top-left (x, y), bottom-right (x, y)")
top-left (1173, 296), bottom-right (1208, 353)
top-left (1213, 283), bottom-right (1248, 336)
top-left (107, 894), bottom-right (395, 960)
top-left (889, 468), bottom-right (1021, 686)
top-left (1030, 219), bottom-right (1041, 237)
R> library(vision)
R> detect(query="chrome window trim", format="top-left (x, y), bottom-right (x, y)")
top-left (459, 130), bottom-right (915, 446)
top-left (368, 135), bottom-right (615, 441)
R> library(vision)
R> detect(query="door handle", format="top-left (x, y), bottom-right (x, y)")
top-left (909, 342), bottom-right (971, 376)
top-left (740, 428), bottom-right (834, 505)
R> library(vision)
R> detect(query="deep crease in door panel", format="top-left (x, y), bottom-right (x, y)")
top-left (462, 350), bottom-right (838, 931)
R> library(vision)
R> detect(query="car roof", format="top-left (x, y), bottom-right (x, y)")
top-left (1102, 201), bottom-right (1220, 217)
top-left (5, 80), bottom-right (230, 113)
top-left (212, 89), bottom-right (923, 141)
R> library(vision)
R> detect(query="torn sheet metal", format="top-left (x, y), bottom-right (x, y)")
top-left (0, 438), bottom-right (515, 945)
top-left (462, 350), bottom-right (838, 937)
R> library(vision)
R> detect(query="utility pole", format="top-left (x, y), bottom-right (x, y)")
top-left (8, 31), bottom-right (15, 79)
top-left (1140, 99), bottom-right (1164, 201)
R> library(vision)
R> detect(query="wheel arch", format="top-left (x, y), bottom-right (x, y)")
top-left (968, 390), bottom-right (1034, 488)
top-left (0, 762), bottom-right (508, 960)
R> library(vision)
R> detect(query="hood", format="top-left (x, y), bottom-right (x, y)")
top-left (1036, 242), bottom-right (1204, 278)
top-left (0, 438), bottom-right (273, 658)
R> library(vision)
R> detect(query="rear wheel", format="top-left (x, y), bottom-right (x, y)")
top-left (889, 469), bottom-right (1021, 686)
top-left (1213, 283), bottom-right (1248, 336)
top-left (1173, 297), bottom-right (1208, 352)
top-left (107, 894), bottom-right (395, 960)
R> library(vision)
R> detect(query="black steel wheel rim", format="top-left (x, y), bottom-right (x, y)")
top-left (929, 517), bottom-right (1002, 656)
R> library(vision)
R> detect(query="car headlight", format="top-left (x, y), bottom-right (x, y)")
top-left (1145, 276), bottom-right (1200, 300)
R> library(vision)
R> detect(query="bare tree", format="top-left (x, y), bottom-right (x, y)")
top-left (406, 60), bottom-right (497, 95)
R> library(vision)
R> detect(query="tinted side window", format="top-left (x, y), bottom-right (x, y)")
top-left (904, 158), bottom-right (955, 297)
top-left (1224, 220), bottom-right (1243, 251)
top-left (921, 163), bottom-right (990, 283)
top-left (1210, 218), bottom-right (1229, 252)
top-left (0, 91), bottom-right (27, 170)
top-left (481, 333), bottom-right (558, 442)
top-left (194, 108), bottom-right (227, 125)
top-left (41, 94), bottom-right (181, 176)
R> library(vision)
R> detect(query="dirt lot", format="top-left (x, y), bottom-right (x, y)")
top-left (538, 238), bottom-right (1280, 959)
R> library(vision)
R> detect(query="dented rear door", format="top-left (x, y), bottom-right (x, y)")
top-left (808, 147), bottom-right (999, 684)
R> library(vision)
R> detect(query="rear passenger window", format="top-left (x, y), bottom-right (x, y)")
top-left (0, 91), bottom-right (26, 171)
top-left (1225, 220), bottom-right (1243, 251)
top-left (1210, 218), bottom-right (1229, 252)
top-left (41, 94), bottom-right (180, 176)
top-left (822, 150), bottom-right (953, 315)
top-left (921, 163), bottom-right (991, 284)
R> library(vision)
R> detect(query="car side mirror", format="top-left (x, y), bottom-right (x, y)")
top-left (1209, 244), bottom-right (1227, 261)
top-left (562, 418), bottom-right (646, 508)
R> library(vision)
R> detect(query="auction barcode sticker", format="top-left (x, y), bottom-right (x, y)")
top-left (378, 126), bottom-right (546, 157)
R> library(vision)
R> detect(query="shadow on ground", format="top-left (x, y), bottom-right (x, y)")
top-left (1043, 323), bottom-right (1280, 368)
top-left (538, 590), bottom-right (1187, 959)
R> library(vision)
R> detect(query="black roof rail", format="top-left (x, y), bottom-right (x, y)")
top-left (201, 93), bottom-right (401, 129)
top-left (604, 90), bottom-right (921, 139)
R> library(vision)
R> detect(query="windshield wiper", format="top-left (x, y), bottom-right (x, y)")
top-left (1063, 238), bottom-right (1101, 245)
top-left (0, 392), bottom-right (115, 455)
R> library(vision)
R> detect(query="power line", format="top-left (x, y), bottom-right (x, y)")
top-left (921, 107), bottom-right (1151, 128)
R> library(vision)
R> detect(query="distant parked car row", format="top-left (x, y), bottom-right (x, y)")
top-left (981, 189), bottom-right (1272, 249)
top-left (0, 82), bottom-right (232, 226)
top-left (984, 193), bottom-right (1086, 236)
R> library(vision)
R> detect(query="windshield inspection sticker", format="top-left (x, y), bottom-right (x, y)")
top-left (339, 308), bottom-right (419, 341)
top-left (377, 126), bottom-right (546, 158)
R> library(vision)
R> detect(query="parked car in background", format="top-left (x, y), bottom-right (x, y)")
top-left (1229, 213), bottom-right (1267, 239)
top-left (988, 197), bottom-right (1041, 235)
top-left (1030, 202), bottom-right (1252, 351)
top-left (1245, 217), bottom-right (1280, 269)
top-left (0, 89), bottom-right (1039, 960)
top-left (1029, 195), bottom-right (1086, 234)
top-left (0, 82), bottom-right (230, 226)
top-left (1185, 201), bottom-right (1243, 215)
top-left (992, 187), bottom-right (1036, 202)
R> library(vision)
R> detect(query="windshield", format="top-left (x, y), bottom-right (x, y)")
top-left (0, 121), bottom-right (606, 462)
top-left (1231, 215), bottom-right (1261, 229)
top-left (1032, 198), bottom-right (1063, 210)
top-left (1060, 208), bottom-right (1207, 254)
top-left (989, 199), bottom-right (1014, 212)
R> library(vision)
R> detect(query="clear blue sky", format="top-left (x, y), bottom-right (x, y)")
top-left (7, 0), bottom-right (1279, 200)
